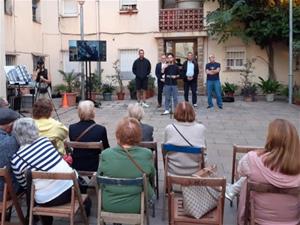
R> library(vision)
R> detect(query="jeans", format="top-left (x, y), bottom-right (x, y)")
top-left (157, 81), bottom-right (164, 105)
top-left (164, 85), bottom-right (178, 111)
top-left (184, 80), bottom-right (197, 105)
top-left (206, 80), bottom-right (223, 107)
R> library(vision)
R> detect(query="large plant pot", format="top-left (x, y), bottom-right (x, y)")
top-left (243, 95), bottom-right (255, 102)
top-left (146, 89), bottom-right (155, 99)
top-left (61, 92), bottom-right (77, 107)
top-left (103, 92), bottom-right (112, 101)
top-left (117, 92), bottom-right (125, 100)
top-left (293, 97), bottom-right (300, 105)
top-left (266, 93), bottom-right (274, 102)
top-left (225, 92), bottom-right (235, 98)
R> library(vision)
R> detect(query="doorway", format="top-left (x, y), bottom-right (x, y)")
top-left (164, 40), bottom-right (197, 90)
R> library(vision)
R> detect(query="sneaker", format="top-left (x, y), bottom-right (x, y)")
top-left (207, 106), bottom-right (213, 109)
top-left (193, 104), bottom-right (198, 107)
top-left (218, 106), bottom-right (223, 109)
top-left (225, 183), bottom-right (236, 201)
top-left (162, 110), bottom-right (170, 115)
top-left (142, 102), bottom-right (149, 108)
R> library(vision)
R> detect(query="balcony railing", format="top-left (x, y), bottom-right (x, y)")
top-left (159, 8), bottom-right (203, 32)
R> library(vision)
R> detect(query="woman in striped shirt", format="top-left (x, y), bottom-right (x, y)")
top-left (11, 117), bottom-right (74, 225)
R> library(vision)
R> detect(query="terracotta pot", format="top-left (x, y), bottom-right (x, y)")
top-left (117, 92), bottom-right (125, 100)
top-left (293, 98), bottom-right (300, 105)
top-left (146, 89), bottom-right (155, 99)
top-left (243, 96), bottom-right (253, 102)
top-left (61, 92), bottom-right (77, 107)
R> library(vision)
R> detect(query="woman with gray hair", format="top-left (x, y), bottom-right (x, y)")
top-left (128, 103), bottom-right (154, 141)
top-left (11, 117), bottom-right (74, 225)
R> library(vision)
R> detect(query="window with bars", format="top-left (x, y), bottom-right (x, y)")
top-left (225, 47), bottom-right (246, 70)
top-left (4, 0), bottom-right (13, 15)
top-left (61, 0), bottom-right (78, 16)
top-left (120, 0), bottom-right (137, 11)
top-left (32, 0), bottom-right (41, 23)
top-left (5, 55), bottom-right (16, 66)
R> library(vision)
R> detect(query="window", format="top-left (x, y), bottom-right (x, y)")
top-left (61, 0), bottom-right (78, 17)
top-left (32, 0), bottom-right (41, 23)
top-left (63, 51), bottom-right (80, 73)
top-left (4, 0), bottom-right (13, 15)
top-left (33, 55), bottom-right (44, 70)
top-left (225, 47), bottom-right (246, 70)
top-left (120, 0), bottom-right (137, 11)
top-left (119, 49), bottom-right (138, 80)
top-left (5, 55), bottom-right (16, 65)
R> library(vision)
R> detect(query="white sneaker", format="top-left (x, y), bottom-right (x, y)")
top-left (193, 104), bottom-right (198, 107)
top-left (162, 110), bottom-right (170, 115)
top-left (142, 102), bottom-right (149, 108)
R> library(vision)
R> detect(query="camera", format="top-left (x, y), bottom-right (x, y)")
top-left (37, 58), bottom-right (44, 68)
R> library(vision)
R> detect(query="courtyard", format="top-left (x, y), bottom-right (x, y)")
top-left (11, 95), bottom-right (298, 225)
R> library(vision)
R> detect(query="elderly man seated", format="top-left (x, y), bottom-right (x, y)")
top-left (0, 108), bottom-right (20, 199)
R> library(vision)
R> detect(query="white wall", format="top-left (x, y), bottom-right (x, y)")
top-left (0, 3), bottom-right (6, 98)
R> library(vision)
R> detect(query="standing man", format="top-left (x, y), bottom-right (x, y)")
top-left (132, 49), bottom-right (151, 108)
top-left (155, 54), bottom-right (167, 108)
top-left (0, 108), bottom-right (20, 199)
top-left (182, 52), bottom-right (199, 107)
top-left (205, 54), bottom-right (223, 109)
top-left (162, 53), bottom-right (180, 115)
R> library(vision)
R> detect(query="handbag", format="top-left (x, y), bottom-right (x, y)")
top-left (182, 165), bottom-right (221, 219)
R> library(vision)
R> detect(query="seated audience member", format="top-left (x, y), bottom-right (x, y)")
top-left (0, 108), bottom-right (20, 199)
top-left (164, 101), bottom-right (206, 175)
top-left (69, 100), bottom-right (109, 171)
top-left (229, 119), bottom-right (300, 225)
top-left (33, 98), bottom-right (68, 155)
top-left (97, 117), bottom-right (155, 213)
top-left (11, 118), bottom-right (74, 225)
top-left (0, 97), bottom-right (10, 108)
top-left (128, 103), bottom-right (154, 141)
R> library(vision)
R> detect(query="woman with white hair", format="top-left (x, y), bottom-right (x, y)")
top-left (69, 100), bottom-right (109, 171)
top-left (128, 103), bottom-right (154, 141)
top-left (11, 118), bottom-right (74, 225)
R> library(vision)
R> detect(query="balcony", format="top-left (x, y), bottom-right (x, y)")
top-left (159, 8), bottom-right (203, 32)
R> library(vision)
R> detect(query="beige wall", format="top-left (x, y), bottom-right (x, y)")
top-left (0, 3), bottom-right (5, 97)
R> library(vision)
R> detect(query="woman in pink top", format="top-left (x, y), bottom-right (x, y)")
top-left (237, 119), bottom-right (300, 225)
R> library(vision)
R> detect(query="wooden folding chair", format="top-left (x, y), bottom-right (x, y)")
top-left (244, 181), bottom-right (300, 225)
top-left (28, 171), bottom-right (88, 225)
top-left (65, 141), bottom-right (103, 188)
top-left (97, 174), bottom-right (149, 225)
top-left (137, 141), bottom-right (159, 199)
top-left (168, 175), bottom-right (226, 225)
top-left (0, 168), bottom-right (25, 225)
top-left (230, 145), bottom-right (264, 206)
top-left (161, 144), bottom-right (206, 220)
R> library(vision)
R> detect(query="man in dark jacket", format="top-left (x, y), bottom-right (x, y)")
top-left (182, 52), bottom-right (199, 107)
top-left (155, 54), bottom-right (167, 108)
top-left (132, 49), bottom-right (151, 108)
top-left (0, 108), bottom-right (20, 200)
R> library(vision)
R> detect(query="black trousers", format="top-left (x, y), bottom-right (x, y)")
top-left (184, 80), bottom-right (197, 104)
top-left (157, 81), bottom-right (164, 105)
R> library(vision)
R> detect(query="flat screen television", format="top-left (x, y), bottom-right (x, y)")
top-left (69, 40), bottom-right (107, 62)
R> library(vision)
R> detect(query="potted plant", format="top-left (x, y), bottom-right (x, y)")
top-left (240, 59), bottom-right (257, 102)
top-left (257, 77), bottom-right (281, 102)
top-left (58, 70), bottom-right (80, 106)
top-left (101, 81), bottom-right (115, 101)
top-left (146, 76), bottom-right (155, 98)
top-left (113, 60), bottom-right (125, 100)
top-left (52, 84), bottom-right (67, 98)
top-left (88, 71), bottom-right (102, 101)
top-left (127, 79), bottom-right (137, 100)
top-left (222, 82), bottom-right (238, 97)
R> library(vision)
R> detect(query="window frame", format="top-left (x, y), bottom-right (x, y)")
top-left (225, 46), bottom-right (246, 71)
top-left (5, 54), bottom-right (16, 66)
top-left (119, 0), bottom-right (138, 14)
top-left (32, 0), bottom-right (41, 23)
top-left (4, 0), bottom-right (13, 15)
top-left (60, 0), bottom-right (78, 18)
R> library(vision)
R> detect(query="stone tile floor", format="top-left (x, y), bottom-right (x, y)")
top-left (11, 95), bottom-right (300, 225)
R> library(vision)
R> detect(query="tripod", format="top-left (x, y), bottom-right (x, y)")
top-left (35, 83), bottom-right (60, 121)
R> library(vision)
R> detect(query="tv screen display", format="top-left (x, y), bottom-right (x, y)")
top-left (69, 40), bottom-right (106, 62)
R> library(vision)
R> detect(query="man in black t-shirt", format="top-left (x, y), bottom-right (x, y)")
top-left (205, 54), bottom-right (223, 109)
top-left (132, 49), bottom-right (151, 108)
top-left (162, 53), bottom-right (180, 115)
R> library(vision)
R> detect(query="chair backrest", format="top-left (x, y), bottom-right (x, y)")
top-left (244, 181), bottom-right (300, 225)
top-left (0, 168), bottom-right (25, 225)
top-left (168, 175), bottom-right (226, 224)
top-left (65, 141), bottom-right (103, 150)
top-left (231, 145), bottom-right (264, 184)
top-left (162, 143), bottom-right (205, 171)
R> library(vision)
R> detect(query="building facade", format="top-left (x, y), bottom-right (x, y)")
top-left (2, 0), bottom-right (299, 97)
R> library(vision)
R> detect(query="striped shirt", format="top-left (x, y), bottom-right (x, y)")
top-left (11, 137), bottom-right (73, 203)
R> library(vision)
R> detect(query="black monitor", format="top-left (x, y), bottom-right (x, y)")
top-left (69, 40), bottom-right (107, 62)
